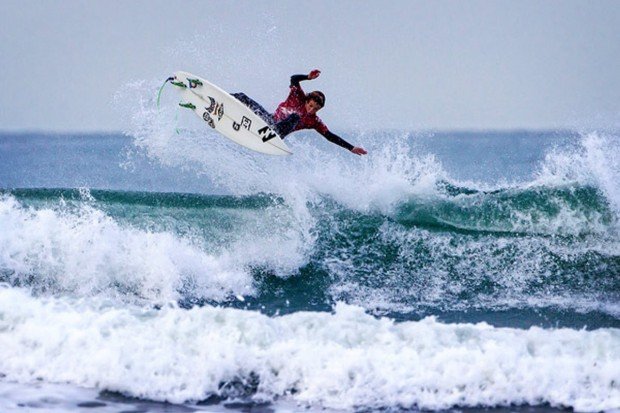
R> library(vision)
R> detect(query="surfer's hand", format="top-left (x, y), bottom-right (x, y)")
top-left (308, 69), bottom-right (321, 80)
top-left (351, 147), bottom-right (368, 156)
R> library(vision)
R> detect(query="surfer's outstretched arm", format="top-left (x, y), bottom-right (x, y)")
top-left (319, 130), bottom-right (368, 156)
top-left (286, 69), bottom-right (367, 155)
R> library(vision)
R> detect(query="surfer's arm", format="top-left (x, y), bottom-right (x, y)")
top-left (319, 129), bottom-right (355, 152)
top-left (321, 130), bottom-right (367, 155)
top-left (290, 70), bottom-right (320, 87)
top-left (315, 120), bottom-right (366, 155)
top-left (290, 74), bottom-right (309, 88)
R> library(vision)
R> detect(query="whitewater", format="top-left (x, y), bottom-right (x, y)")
top-left (0, 86), bottom-right (619, 411)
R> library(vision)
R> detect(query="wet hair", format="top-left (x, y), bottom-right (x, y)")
top-left (306, 91), bottom-right (325, 107)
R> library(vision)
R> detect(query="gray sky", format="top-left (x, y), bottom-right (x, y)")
top-left (1, 0), bottom-right (619, 132)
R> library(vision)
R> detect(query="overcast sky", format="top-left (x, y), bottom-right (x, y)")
top-left (1, 0), bottom-right (619, 132)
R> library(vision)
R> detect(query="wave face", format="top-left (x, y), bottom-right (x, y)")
top-left (1, 164), bottom-right (618, 322)
top-left (1, 128), bottom-right (619, 411)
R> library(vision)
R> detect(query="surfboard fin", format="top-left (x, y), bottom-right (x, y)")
top-left (171, 81), bottom-right (187, 88)
top-left (188, 78), bottom-right (203, 88)
top-left (179, 102), bottom-right (196, 110)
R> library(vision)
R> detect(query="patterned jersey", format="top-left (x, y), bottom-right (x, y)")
top-left (273, 82), bottom-right (329, 135)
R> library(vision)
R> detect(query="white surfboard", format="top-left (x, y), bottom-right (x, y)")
top-left (170, 71), bottom-right (292, 156)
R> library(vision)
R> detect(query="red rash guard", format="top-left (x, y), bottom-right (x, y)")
top-left (273, 75), bottom-right (354, 151)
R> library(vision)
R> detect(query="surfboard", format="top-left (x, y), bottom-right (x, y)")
top-left (170, 71), bottom-right (292, 156)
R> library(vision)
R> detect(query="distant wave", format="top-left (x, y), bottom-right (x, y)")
top-left (5, 181), bottom-right (615, 237)
top-left (3, 188), bottom-right (282, 210)
top-left (398, 181), bottom-right (615, 236)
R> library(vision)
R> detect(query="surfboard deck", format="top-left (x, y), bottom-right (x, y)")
top-left (171, 71), bottom-right (292, 156)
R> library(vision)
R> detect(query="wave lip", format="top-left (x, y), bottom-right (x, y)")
top-left (0, 288), bottom-right (618, 412)
top-left (396, 182), bottom-right (616, 236)
top-left (0, 194), bottom-right (254, 302)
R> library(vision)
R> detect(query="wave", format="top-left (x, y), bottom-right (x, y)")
top-left (4, 179), bottom-right (615, 238)
top-left (1, 178), bottom-right (618, 320)
top-left (0, 287), bottom-right (618, 411)
top-left (1, 126), bottom-right (619, 319)
top-left (0, 193), bottom-right (260, 300)
top-left (400, 182), bottom-right (615, 236)
top-left (4, 188), bottom-right (282, 210)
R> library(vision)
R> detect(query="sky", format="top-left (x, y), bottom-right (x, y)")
top-left (1, 0), bottom-right (619, 132)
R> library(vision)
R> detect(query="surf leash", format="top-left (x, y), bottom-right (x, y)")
top-left (156, 76), bottom-right (183, 135)
top-left (156, 76), bottom-right (175, 109)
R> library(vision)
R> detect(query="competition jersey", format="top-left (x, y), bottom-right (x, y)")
top-left (271, 74), bottom-right (354, 151)
top-left (273, 78), bottom-right (329, 135)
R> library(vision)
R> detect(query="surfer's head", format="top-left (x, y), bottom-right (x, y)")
top-left (305, 91), bottom-right (325, 115)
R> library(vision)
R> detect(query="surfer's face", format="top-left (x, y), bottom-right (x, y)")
top-left (305, 100), bottom-right (322, 115)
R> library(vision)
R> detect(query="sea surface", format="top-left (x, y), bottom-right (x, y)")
top-left (0, 122), bottom-right (619, 411)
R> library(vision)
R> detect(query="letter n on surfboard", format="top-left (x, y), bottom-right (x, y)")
top-left (258, 126), bottom-right (277, 142)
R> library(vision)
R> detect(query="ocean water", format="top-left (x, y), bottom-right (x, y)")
top-left (0, 120), bottom-right (619, 411)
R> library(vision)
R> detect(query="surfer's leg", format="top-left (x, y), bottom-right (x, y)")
top-left (274, 113), bottom-right (300, 137)
top-left (231, 93), bottom-right (273, 124)
top-left (231, 92), bottom-right (255, 106)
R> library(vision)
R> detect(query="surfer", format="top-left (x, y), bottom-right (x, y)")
top-left (232, 70), bottom-right (367, 155)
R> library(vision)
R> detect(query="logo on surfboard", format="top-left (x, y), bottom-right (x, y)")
top-left (233, 116), bottom-right (252, 132)
top-left (258, 126), bottom-right (277, 142)
top-left (206, 97), bottom-right (224, 121)
top-left (202, 112), bottom-right (215, 128)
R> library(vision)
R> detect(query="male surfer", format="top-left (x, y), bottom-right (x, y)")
top-left (232, 70), bottom-right (367, 155)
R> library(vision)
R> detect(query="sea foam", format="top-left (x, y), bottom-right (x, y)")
top-left (0, 195), bottom-right (256, 302)
top-left (0, 287), bottom-right (617, 411)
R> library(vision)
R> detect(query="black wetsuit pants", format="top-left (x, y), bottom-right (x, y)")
top-left (231, 93), bottom-right (300, 137)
